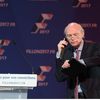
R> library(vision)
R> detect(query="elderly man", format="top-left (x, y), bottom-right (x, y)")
top-left (56, 22), bottom-right (100, 98)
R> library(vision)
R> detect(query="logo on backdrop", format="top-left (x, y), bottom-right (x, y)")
top-left (26, 49), bottom-right (55, 55)
top-left (80, 23), bottom-right (97, 29)
top-left (31, 13), bottom-right (53, 34)
top-left (0, 22), bottom-right (16, 27)
top-left (72, 0), bottom-right (91, 8)
top-left (35, 66), bottom-right (52, 87)
top-left (0, 39), bottom-right (11, 60)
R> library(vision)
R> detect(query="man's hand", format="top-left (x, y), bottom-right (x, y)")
top-left (57, 38), bottom-right (68, 53)
top-left (62, 60), bottom-right (70, 69)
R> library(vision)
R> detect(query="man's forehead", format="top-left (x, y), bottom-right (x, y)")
top-left (67, 23), bottom-right (82, 30)
top-left (64, 22), bottom-right (84, 35)
top-left (67, 26), bottom-right (81, 34)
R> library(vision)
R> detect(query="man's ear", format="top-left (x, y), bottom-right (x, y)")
top-left (82, 32), bottom-right (85, 39)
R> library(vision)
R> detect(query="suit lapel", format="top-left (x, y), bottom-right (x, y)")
top-left (80, 41), bottom-right (89, 59)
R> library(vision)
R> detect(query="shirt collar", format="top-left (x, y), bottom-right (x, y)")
top-left (77, 40), bottom-right (84, 51)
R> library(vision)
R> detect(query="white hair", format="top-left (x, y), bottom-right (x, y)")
top-left (64, 22), bottom-right (85, 38)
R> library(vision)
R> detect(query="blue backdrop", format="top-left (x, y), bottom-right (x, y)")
top-left (0, 0), bottom-right (100, 99)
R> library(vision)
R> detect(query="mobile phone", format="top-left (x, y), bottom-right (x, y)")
top-left (65, 37), bottom-right (68, 42)
top-left (63, 37), bottom-right (68, 47)
top-left (60, 37), bottom-right (68, 59)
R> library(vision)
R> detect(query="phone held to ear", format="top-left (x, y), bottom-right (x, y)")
top-left (60, 37), bottom-right (68, 59)
top-left (63, 37), bottom-right (69, 47)
top-left (65, 37), bottom-right (68, 42)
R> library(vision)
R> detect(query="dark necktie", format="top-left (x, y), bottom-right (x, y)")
top-left (74, 49), bottom-right (80, 99)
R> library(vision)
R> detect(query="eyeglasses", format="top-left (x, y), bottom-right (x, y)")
top-left (66, 33), bottom-right (81, 39)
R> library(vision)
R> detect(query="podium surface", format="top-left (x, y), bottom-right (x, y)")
top-left (0, 74), bottom-right (37, 99)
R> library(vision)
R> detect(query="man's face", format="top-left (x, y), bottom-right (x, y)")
top-left (66, 25), bottom-right (84, 48)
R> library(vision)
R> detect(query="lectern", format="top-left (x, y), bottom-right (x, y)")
top-left (0, 74), bottom-right (37, 99)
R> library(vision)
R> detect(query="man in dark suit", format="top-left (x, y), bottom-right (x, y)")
top-left (56, 22), bottom-right (100, 98)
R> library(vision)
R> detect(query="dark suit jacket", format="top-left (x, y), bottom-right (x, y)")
top-left (56, 40), bottom-right (100, 98)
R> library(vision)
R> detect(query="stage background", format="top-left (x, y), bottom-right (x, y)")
top-left (0, 0), bottom-right (100, 98)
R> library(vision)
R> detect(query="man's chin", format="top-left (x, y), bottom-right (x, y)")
top-left (71, 44), bottom-right (79, 48)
